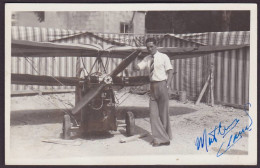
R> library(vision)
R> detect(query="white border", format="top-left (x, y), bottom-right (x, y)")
top-left (5, 3), bottom-right (257, 165)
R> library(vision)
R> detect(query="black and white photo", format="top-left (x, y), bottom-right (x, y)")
top-left (5, 3), bottom-right (257, 165)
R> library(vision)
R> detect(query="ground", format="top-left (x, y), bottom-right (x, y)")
top-left (8, 88), bottom-right (250, 163)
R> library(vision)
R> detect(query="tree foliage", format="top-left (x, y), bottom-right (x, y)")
top-left (146, 11), bottom-right (249, 34)
top-left (33, 12), bottom-right (45, 22)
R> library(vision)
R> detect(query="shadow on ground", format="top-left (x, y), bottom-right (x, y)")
top-left (11, 109), bottom-right (65, 126)
top-left (79, 131), bottom-right (115, 140)
top-left (116, 106), bottom-right (197, 119)
top-left (117, 119), bottom-right (153, 144)
top-left (10, 106), bottom-right (197, 126)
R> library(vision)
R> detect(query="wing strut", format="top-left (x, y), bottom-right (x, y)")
top-left (71, 50), bottom-right (142, 115)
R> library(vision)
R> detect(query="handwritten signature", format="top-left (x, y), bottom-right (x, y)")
top-left (195, 103), bottom-right (253, 157)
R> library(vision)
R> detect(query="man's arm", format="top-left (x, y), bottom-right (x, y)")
top-left (166, 69), bottom-right (174, 89)
top-left (164, 55), bottom-right (174, 88)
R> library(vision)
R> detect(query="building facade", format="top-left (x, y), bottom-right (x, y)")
top-left (12, 11), bottom-right (146, 34)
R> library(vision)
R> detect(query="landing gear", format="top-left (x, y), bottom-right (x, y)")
top-left (125, 111), bottom-right (135, 136)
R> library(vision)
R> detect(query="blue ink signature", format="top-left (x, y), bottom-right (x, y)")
top-left (195, 103), bottom-right (253, 157)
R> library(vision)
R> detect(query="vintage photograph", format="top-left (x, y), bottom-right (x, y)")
top-left (5, 3), bottom-right (257, 165)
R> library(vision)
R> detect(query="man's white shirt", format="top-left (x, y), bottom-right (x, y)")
top-left (137, 51), bottom-right (173, 81)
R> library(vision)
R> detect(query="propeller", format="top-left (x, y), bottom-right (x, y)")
top-left (110, 50), bottom-right (142, 77)
top-left (71, 49), bottom-right (142, 115)
top-left (71, 83), bottom-right (106, 115)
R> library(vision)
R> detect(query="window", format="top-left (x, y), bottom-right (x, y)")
top-left (11, 13), bottom-right (17, 26)
top-left (11, 22), bottom-right (17, 26)
top-left (12, 14), bottom-right (16, 20)
top-left (120, 22), bottom-right (133, 33)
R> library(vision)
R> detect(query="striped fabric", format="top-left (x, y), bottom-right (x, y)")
top-left (208, 31), bottom-right (250, 106)
top-left (208, 31), bottom-right (250, 45)
top-left (10, 26), bottom-right (250, 107)
top-left (11, 26), bottom-right (125, 46)
top-left (173, 32), bottom-right (209, 45)
top-left (164, 33), bottom-right (208, 46)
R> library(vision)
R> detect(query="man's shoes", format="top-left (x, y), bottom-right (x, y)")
top-left (152, 141), bottom-right (170, 147)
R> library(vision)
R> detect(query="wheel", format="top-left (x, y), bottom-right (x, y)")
top-left (125, 111), bottom-right (135, 136)
top-left (62, 114), bottom-right (71, 139)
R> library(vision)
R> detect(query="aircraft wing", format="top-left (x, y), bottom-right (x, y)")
top-left (11, 40), bottom-right (102, 57)
top-left (85, 44), bottom-right (249, 59)
top-left (11, 73), bottom-right (79, 86)
top-left (157, 45), bottom-right (249, 59)
top-left (11, 39), bottom-right (249, 59)
top-left (11, 73), bottom-right (150, 87)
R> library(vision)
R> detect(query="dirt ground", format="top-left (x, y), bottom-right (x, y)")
top-left (8, 88), bottom-right (250, 163)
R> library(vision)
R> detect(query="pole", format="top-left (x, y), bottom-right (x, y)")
top-left (75, 57), bottom-right (81, 105)
top-left (210, 63), bottom-right (214, 106)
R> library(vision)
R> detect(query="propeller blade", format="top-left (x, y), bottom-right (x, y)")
top-left (71, 84), bottom-right (106, 115)
top-left (11, 73), bottom-right (79, 86)
top-left (110, 50), bottom-right (142, 78)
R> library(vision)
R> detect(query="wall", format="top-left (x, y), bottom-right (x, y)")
top-left (14, 11), bottom-right (145, 34)
top-left (133, 12), bottom-right (146, 34)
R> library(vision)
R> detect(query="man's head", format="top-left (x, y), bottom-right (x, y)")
top-left (145, 38), bottom-right (157, 55)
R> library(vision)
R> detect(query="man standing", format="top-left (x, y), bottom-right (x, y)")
top-left (134, 38), bottom-right (174, 147)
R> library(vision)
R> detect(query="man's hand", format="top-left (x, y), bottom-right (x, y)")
top-left (132, 58), bottom-right (141, 71)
